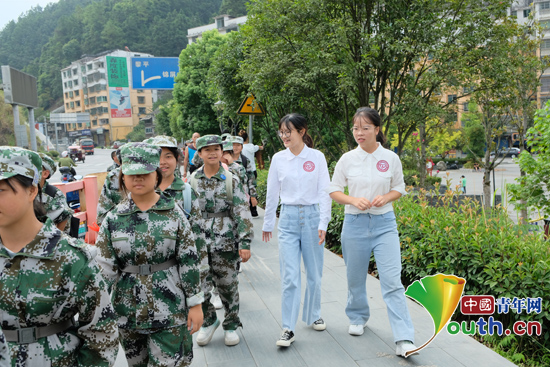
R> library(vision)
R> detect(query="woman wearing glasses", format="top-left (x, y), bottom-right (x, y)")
top-left (262, 113), bottom-right (331, 347)
top-left (327, 107), bottom-right (418, 358)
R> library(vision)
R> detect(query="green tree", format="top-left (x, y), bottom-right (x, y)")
top-left (219, 0), bottom-right (248, 16)
top-left (126, 120), bottom-right (146, 142)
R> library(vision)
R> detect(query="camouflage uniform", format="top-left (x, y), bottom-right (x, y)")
top-left (95, 143), bottom-right (203, 367)
top-left (0, 147), bottom-right (119, 367)
top-left (191, 135), bottom-right (253, 331)
top-left (0, 327), bottom-right (8, 367)
top-left (106, 163), bottom-right (119, 172)
top-left (96, 166), bottom-right (123, 226)
top-left (231, 136), bottom-right (257, 198)
top-left (191, 149), bottom-right (203, 168)
top-left (222, 141), bottom-right (247, 189)
top-left (38, 153), bottom-right (73, 229)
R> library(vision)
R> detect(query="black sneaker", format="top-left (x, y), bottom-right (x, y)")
top-left (276, 329), bottom-right (295, 347)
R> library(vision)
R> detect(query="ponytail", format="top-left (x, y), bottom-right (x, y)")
top-left (303, 133), bottom-right (314, 148)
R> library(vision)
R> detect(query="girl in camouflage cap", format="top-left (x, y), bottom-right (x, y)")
top-left (0, 146), bottom-right (119, 365)
top-left (95, 142), bottom-right (204, 367)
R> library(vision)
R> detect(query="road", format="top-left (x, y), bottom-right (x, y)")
top-left (49, 148), bottom-right (115, 184)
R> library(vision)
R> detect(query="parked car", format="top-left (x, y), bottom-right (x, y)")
top-left (498, 147), bottom-right (521, 158)
top-left (112, 141), bottom-right (123, 149)
top-left (80, 139), bottom-right (95, 155)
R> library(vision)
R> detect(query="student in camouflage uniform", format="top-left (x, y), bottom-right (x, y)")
top-left (106, 149), bottom-right (121, 172)
top-left (190, 147), bottom-right (204, 169)
top-left (0, 327), bottom-right (8, 367)
top-left (96, 148), bottom-right (125, 226)
top-left (221, 141), bottom-right (247, 187)
top-left (0, 146), bottom-right (119, 366)
top-left (231, 136), bottom-right (258, 213)
top-left (190, 135), bottom-right (253, 347)
top-left (95, 142), bottom-right (204, 367)
top-left (38, 153), bottom-right (73, 232)
top-left (143, 136), bottom-right (209, 296)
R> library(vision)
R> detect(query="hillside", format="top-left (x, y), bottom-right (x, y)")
top-left (0, 0), bottom-right (247, 113)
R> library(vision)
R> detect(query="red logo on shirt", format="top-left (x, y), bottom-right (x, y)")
top-left (303, 161), bottom-right (315, 172)
top-left (377, 160), bottom-right (389, 172)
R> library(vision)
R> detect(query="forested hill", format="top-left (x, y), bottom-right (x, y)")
top-left (0, 0), bottom-right (246, 111)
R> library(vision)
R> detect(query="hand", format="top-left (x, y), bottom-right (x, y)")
top-left (223, 152), bottom-right (234, 164)
top-left (187, 304), bottom-right (203, 334)
top-left (259, 146), bottom-right (264, 150)
top-left (262, 231), bottom-right (272, 242)
top-left (371, 195), bottom-right (388, 207)
top-left (318, 230), bottom-right (326, 245)
top-left (251, 197), bottom-right (258, 207)
top-left (239, 249), bottom-right (251, 263)
top-left (352, 197), bottom-right (372, 211)
top-left (183, 171), bottom-right (187, 178)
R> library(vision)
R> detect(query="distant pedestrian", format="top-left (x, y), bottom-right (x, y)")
top-left (461, 175), bottom-right (466, 194)
top-left (262, 113), bottom-right (332, 347)
top-left (183, 132), bottom-right (200, 178)
top-left (327, 107), bottom-right (418, 358)
top-left (239, 129), bottom-right (264, 217)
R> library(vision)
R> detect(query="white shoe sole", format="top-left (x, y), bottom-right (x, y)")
top-left (225, 334), bottom-right (240, 346)
top-left (276, 337), bottom-right (295, 347)
top-left (196, 322), bottom-right (220, 346)
top-left (348, 323), bottom-right (367, 336)
top-left (312, 323), bottom-right (326, 331)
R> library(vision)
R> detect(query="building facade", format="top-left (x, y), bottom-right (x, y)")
top-left (61, 49), bottom-right (157, 147)
top-left (187, 15), bottom-right (247, 44)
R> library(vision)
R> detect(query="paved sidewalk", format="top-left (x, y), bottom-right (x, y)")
top-left (115, 208), bottom-right (516, 367)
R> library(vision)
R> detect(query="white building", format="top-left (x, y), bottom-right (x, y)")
top-left (187, 15), bottom-right (247, 44)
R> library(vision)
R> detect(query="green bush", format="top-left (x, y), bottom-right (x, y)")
top-left (46, 150), bottom-right (59, 159)
top-left (255, 167), bottom-right (269, 209)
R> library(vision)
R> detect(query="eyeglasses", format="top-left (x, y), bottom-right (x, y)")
top-left (351, 126), bottom-right (374, 133)
top-left (277, 130), bottom-right (293, 138)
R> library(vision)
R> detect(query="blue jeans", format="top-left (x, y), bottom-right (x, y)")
top-left (277, 204), bottom-right (324, 331)
top-left (341, 212), bottom-right (415, 343)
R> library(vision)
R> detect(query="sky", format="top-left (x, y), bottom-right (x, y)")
top-left (0, 0), bottom-right (60, 31)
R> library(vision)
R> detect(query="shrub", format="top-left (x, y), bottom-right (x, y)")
top-left (46, 150), bottom-right (59, 159)
top-left (255, 167), bottom-right (269, 209)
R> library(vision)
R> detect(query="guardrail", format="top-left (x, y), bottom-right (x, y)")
top-left (53, 175), bottom-right (99, 244)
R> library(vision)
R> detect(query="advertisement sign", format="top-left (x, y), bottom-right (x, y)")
top-left (106, 56), bottom-right (129, 88)
top-left (1, 65), bottom-right (39, 108)
top-left (81, 129), bottom-right (91, 136)
top-left (131, 57), bottom-right (179, 90)
top-left (110, 87), bottom-right (132, 118)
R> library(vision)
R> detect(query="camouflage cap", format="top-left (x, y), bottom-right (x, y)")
top-left (39, 153), bottom-right (57, 175)
top-left (222, 140), bottom-right (234, 151)
top-left (0, 146), bottom-right (42, 186)
top-left (221, 133), bottom-right (232, 141)
top-left (196, 135), bottom-right (223, 151)
top-left (120, 142), bottom-right (161, 175)
top-left (230, 136), bottom-right (244, 145)
top-left (143, 135), bottom-right (178, 148)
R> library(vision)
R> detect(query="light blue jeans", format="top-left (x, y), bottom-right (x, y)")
top-left (277, 204), bottom-right (324, 331)
top-left (341, 211), bottom-right (415, 343)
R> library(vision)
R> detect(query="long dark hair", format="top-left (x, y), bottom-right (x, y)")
top-left (353, 107), bottom-right (387, 145)
top-left (279, 113), bottom-right (314, 148)
top-left (119, 168), bottom-right (163, 195)
top-left (4, 175), bottom-right (46, 219)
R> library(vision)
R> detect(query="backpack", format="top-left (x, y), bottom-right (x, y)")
top-left (189, 168), bottom-right (233, 203)
top-left (181, 182), bottom-right (192, 218)
top-left (239, 154), bottom-right (249, 172)
top-left (43, 184), bottom-right (80, 238)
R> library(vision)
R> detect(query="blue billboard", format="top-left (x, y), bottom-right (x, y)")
top-left (131, 57), bottom-right (179, 90)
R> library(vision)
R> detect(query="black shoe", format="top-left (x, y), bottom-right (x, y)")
top-left (276, 329), bottom-right (295, 347)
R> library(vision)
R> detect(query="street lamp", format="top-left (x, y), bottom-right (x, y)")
top-left (214, 100), bottom-right (225, 133)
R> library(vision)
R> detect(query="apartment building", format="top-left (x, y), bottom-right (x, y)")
top-left (187, 14), bottom-right (247, 44)
top-left (61, 49), bottom-right (157, 147)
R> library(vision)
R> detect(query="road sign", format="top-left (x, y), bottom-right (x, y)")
top-left (131, 57), bottom-right (179, 90)
top-left (237, 94), bottom-right (265, 115)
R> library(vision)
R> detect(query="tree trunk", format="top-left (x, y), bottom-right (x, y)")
top-left (419, 123), bottom-right (427, 188)
top-left (483, 169), bottom-right (492, 210)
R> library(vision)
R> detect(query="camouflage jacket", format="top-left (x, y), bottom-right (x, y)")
top-left (0, 327), bottom-right (7, 367)
top-left (161, 177), bottom-right (209, 292)
top-left (106, 163), bottom-right (119, 172)
top-left (227, 162), bottom-right (247, 193)
top-left (191, 151), bottom-right (203, 168)
top-left (39, 181), bottom-right (73, 226)
top-left (96, 167), bottom-right (124, 226)
top-left (193, 166), bottom-right (253, 252)
top-left (0, 219), bottom-right (119, 367)
top-left (236, 154), bottom-right (257, 198)
top-left (95, 193), bottom-right (204, 330)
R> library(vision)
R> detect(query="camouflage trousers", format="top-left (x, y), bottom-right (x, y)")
top-left (202, 250), bottom-right (242, 331)
top-left (119, 324), bottom-right (193, 367)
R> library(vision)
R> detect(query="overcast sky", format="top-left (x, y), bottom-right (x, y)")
top-left (1, 0), bottom-right (60, 31)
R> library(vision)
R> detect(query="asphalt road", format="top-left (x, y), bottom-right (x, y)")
top-left (49, 148), bottom-right (116, 184)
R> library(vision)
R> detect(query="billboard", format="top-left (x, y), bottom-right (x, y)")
top-left (131, 57), bottom-right (179, 90)
top-left (1, 65), bottom-right (38, 108)
top-left (110, 87), bottom-right (131, 118)
top-left (106, 56), bottom-right (129, 88)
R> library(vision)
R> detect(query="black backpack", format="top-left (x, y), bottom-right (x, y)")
top-left (43, 184), bottom-right (80, 238)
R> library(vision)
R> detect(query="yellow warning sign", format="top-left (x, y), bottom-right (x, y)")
top-left (237, 94), bottom-right (266, 116)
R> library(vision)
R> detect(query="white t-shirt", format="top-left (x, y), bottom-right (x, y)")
top-left (262, 145), bottom-right (332, 232)
top-left (327, 143), bottom-right (407, 215)
top-left (242, 143), bottom-right (259, 171)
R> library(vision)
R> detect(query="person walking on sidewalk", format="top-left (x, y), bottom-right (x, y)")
top-left (239, 129), bottom-right (264, 217)
top-left (183, 132), bottom-right (201, 178)
top-left (0, 146), bottom-right (119, 366)
top-left (96, 143), bottom-right (204, 367)
top-left (262, 113), bottom-right (332, 347)
top-left (327, 107), bottom-right (418, 358)
top-left (189, 135), bottom-right (253, 347)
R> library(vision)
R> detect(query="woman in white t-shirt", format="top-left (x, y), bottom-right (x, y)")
top-left (327, 107), bottom-right (418, 358)
top-left (262, 113), bottom-right (331, 348)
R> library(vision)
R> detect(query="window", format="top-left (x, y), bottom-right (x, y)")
top-left (63, 71), bottom-right (67, 78)
top-left (66, 103), bottom-right (69, 109)
top-left (447, 94), bottom-right (458, 104)
top-left (70, 102), bottom-right (74, 109)
top-left (216, 18), bottom-right (225, 29)
top-left (463, 102), bottom-right (469, 112)
top-left (87, 64), bottom-right (92, 70)
top-left (90, 97), bottom-right (96, 104)
top-left (524, 9), bottom-right (531, 17)
top-left (68, 81), bottom-right (73, 88)
top-left (145, 127), bottom-right (153, 134)
top-left (93, 120), bottom-right (98, 126)
top-left (541, 97), bottom-right (550, 106)
top-left (84, 98), bottom-right (89, 105)
top-left (541, 2), bottom-right (550, 10)
top-left (78, 123), bottom-right (82, 128)
top-left (67, 70), bottom-right (71, 77)
top-left (139, 107), bottom-right (147, 114)
top-left (64, 82), bottom-right (68, 88)
top-left (81, 66), bottom-right (86, 73)
top-left (541, 20), bottom-right (550, 30)
top-left (98, 62), bottom-right (104, 68)
top-left (74, 79), bottom-right (78, 86)
top-left (65, 92), bottom-right (68, 98)
top-left (138, 96), bottom-right (145, 104)
top-left (69, 91), bottom-right (74, 98)
top-left (511, 10), bottom-right (517, 17)
top-left (137, 90), bottom-right (144, 93)
top-left (75, 90), bottom-right (79, 96)
top-left (76, 101), bottom-right (80, 107)
top-left (72, 68), bottom-right (77, 75)
top-left (542, 39), bottom-right (550, 49)
top-left (541, 78), bottom-right (550, 93)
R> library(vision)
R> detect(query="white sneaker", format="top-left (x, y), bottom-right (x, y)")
top-left (312, 318), bottom-right (326, 331)
top-left (224, 330), bottom-right (240, 346)
top-left (348, 322), bottom-right (367, 336)
top-left (276, 329), bottom-right (295, 347)
top-left (196, 319), bottom-right (220, 346)
top-left (396, 340), bottom-right (419, 358)
top-left (211, 293), bottom-right (222, 309)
